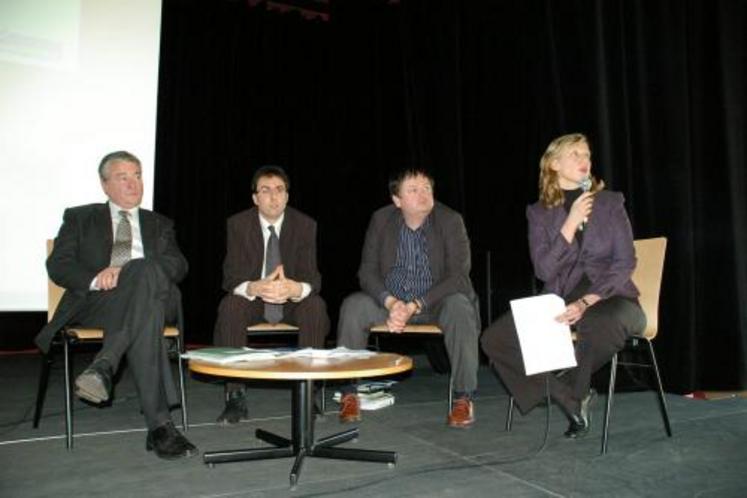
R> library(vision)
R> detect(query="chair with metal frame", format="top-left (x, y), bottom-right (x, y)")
top-left (32, 240), bottom-right (188, 449)
top-left (505, 237), bottom-right (672, 454)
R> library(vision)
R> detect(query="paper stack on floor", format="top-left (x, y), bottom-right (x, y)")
top-left (333, 380), bottom-right (397, 410)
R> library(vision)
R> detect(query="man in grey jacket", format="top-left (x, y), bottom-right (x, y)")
top-left (336, 168), bottom-right (480, 428)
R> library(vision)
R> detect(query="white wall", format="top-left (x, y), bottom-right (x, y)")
top-left (0, 0), bottom-right (163, 310)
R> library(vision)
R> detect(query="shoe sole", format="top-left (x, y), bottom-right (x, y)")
top-left (565, 391), bottom-right (595, 439)
top-left (74, 375), bottom-right (109, 404)
top-left (564, 428), bottom-right (590, 439)
top-left (74, 387), bottom-right (105, 404)
top-left (447, 419), bottom-right (475, 429)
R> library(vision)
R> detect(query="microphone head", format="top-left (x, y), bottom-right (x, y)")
top-left (579, 176), bottom-right (592, 192)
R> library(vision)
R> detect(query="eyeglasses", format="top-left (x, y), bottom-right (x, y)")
top-left (256, 186), bottom-right (287, 196)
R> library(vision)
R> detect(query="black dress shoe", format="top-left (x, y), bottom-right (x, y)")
top-left (216, 390), bottom-right (249, 425)
top-left (146, 422), bottom-right (198, 460)
top-left (564, 389), bottom-right (597, 439)
top-left (74, 359), bottom-right (113, 404)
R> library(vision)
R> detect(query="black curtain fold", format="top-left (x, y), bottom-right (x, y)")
top-left (716, 0), bottom-right (747, 386)
top-left (152, 0), bottom-right (747, 393)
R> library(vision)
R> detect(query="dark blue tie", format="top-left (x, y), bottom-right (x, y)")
top-left (263, 225), bottom-right (283, 323)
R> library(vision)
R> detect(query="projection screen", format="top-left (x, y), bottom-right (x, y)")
top-left (0, 0), bottom-right (162, 310)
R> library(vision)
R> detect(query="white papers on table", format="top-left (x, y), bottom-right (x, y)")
top-left (181, 346), bottom-right (376, 365)
top-left (287, 347), bottom-right (377, 359)
top-left (180, 347), bottom-right (281, 364)
top-left (509, 294), bottom-right (577, 376)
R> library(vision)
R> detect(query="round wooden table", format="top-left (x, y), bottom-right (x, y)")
top-left (189, 352), bottom-right (412, 487)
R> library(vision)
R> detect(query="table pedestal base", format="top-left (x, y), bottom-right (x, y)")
top-left (203, 379), bottom-right (397, 487)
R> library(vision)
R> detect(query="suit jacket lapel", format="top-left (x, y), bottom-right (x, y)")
top-left (382, 210), bottom-right (400, 272)
top-left (139, 209), bottom-right (156, 257)
top-left (424, 211), bottom-right (441, 279)
top-left (279, 210), bottom-right (293, 266)
top-left (100, 203), bottom-right (114, 245)
top-left (247, 210), bottom-right (265, 276)
top-left (96, 203), bottom-right (114, 266)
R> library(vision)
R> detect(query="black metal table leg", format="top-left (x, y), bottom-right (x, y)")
top-left (204, 446), bottom-right (294, 466)
top-left (203, 378), bottom-right (398, 486)
top-left (311, 445), bottom-right (398, 464)
top-left (315, 427), bottom-right (358, 447)
top-left (256, 428), bottom-right (291, 447)
top-left (289, 448), bottom-right (307, 487)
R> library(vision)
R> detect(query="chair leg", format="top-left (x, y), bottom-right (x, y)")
top-left (601, 352), bottom-right (618, 455)
top-left (312, 381), bottom-right (327, 418)
top-left (646, 339), bottom-right (673, 437)
top-left (320, 381), bottom-right (326, 414)
top-left (33, 353), bottom-right (54, 428)
top-left (63, 336), bottom-right (74, 450)
top-left (175, 336), bottom-right (188, 431)
top-left (505, 396), bottom-right (515, 432)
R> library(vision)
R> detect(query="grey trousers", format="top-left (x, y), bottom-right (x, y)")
top-left (337, 292), bottom-right (480, 394)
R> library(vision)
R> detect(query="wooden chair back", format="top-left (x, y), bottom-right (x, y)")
top-left (47, 239), bottom-right (64, 321)
top-left (370, 324), bottom-right (442, 335)
top-left (631, 237), bottom-right (667, 341)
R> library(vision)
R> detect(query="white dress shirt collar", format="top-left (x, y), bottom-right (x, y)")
top-left (258, 212), bottom-right (285, 236)
top-left (108, 201), bottom-right (139, 220)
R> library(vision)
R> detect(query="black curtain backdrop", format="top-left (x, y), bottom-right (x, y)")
top-left (149, 0), bottom-right (747, 393)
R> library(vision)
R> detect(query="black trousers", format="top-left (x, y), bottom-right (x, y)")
top-left (213, 293), bottom-right (330, 393)
top-left (480, 296), bottom-right (646, 415)
top-left (70, 259), bottom-right (180, 430)
top-left (213, 294), bottom-right (330, 349)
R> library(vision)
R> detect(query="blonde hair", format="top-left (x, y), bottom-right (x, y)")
top-left (538, 133), bottom-right (605, 208)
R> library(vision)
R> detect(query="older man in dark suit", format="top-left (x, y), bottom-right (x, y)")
top-left (336, 169), bottom-right (481, 428)
top-left (213, 165), bottom-right (330, 424)
top-left (36, 151), bottom-right (196, 459)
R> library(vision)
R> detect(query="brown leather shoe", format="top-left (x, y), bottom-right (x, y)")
top-left (339, 393), bottom-right (361, 423)
top-left (447, 397), bottom-right (474, 428)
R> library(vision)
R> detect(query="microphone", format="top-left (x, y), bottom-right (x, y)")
top-left (578, 176), bottom-right (591, 231)
top-left (579, 176), bottom-right (592, 193)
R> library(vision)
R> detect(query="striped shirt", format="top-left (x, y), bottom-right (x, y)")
top-left (385, 217), bottom-right (433, 304)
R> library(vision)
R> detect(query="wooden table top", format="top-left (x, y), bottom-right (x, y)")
top-left (188, 352), bottom-right (413, 381)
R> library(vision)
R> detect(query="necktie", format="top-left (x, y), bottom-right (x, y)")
top-left (110, 210), bottom-right (132, 268)
top-left (264, 225), bottom-right (283, 323)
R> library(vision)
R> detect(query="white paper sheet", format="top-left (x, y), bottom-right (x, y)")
top-left (510, 294), bottom-right (577, 375)
top-left (181, 346), bottom-right (377, 365)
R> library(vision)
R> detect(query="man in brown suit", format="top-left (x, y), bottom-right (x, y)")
top-left (213, 165), bottom-right (330, 424)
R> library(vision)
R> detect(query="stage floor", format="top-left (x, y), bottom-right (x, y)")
top-left (1, 350), bottom-right (745, 497)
